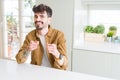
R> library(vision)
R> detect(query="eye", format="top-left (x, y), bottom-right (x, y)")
top-left (40, 15), bottom-right (45, 18)
top-left (34, 15), bottom-right (38, 18)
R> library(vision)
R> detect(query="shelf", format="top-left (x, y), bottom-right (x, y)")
top-left (73, 42), bottom-right (120, 54)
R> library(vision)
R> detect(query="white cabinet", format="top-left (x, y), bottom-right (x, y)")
top-left (72, 49), bottom-right (120, 79)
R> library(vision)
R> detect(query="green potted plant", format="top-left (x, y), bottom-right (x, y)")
top-left (107, 31), bottom-right (114, 37)
top-left (84, 24), bottom-right (105, 42)
top-left (106, 31), bottom-right (114, 42)
top-left (109, 26), bottom-right (117, 31)
top-left (109, 26), bottom-right (117, 35)
top-left (84, 24), bottom-right (105, 34)
top-left (84, 25), bottom-right (94, 33)
top-left (93, 24), bottom-right (105, 34)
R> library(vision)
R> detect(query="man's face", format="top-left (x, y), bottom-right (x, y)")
top-left (34, 11), bottom-right (51, 30)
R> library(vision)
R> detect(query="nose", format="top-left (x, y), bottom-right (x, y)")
top-left (36, 16), bottom-right (41, 21)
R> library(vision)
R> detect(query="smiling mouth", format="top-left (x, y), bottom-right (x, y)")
top-left (35, 21), bottom-right (43, 24)
top-left (36, 26), bottom-right (43, 30)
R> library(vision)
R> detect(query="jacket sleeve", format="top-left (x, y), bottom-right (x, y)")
top-left (53, 32), bottom-right (68, 70)
top-left (16, 35), bottom-right (30, 64)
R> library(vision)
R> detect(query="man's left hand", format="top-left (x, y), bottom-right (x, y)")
top-left (47, 44), bottom-right (59, 58)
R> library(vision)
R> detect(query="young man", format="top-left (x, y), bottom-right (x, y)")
top-left (16, 4), bottom-right (68, 70)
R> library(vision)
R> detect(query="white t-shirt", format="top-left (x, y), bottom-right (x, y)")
top-left (40, 35), bottom-right (51, 67)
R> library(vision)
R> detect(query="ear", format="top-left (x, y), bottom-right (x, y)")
top-left (48, 17), bottom-right (52, 24)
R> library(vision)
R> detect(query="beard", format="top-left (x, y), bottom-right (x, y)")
top-left (36, 26), bottom-right (43, 30)
top-left (35, 21), bottom-right (44, 30)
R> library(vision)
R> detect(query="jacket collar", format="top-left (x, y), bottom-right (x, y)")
top-left (46, 25), bottom-right (53, 38)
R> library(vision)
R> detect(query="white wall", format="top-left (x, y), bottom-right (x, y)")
top-left (36, 0), bottom-right (74, 70)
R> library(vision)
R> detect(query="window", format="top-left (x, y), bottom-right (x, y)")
top-left (88, 4), bottom-right (120, 35)
top-left (74, 1), bottom-right (120, 47)
top-left (4, 0), bottom-right (19, 59)
top-left (3, 0), bottom-right (35, 59)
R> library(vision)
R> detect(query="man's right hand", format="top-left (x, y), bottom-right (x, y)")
top-left (27, 40), bottom-right (39, 52)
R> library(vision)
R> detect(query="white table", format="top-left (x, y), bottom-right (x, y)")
top-left (0, 59), bottom-right (116, 80)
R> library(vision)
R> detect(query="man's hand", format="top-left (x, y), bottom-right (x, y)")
top-left (27, 40), bottom-right (39, 52)
top-left (47, 44), bottom-right (64, 66)
top-left (47, 44), bottom-right (59, 58)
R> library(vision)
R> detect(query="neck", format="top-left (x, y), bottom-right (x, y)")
top-left (37, 27), bottom-right (48, 36)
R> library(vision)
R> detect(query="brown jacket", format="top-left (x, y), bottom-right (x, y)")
top-left (16, 25), bottom-right (68, 70)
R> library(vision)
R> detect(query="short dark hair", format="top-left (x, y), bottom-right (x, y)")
top-left (32, 4), bottom-right (52, 17)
